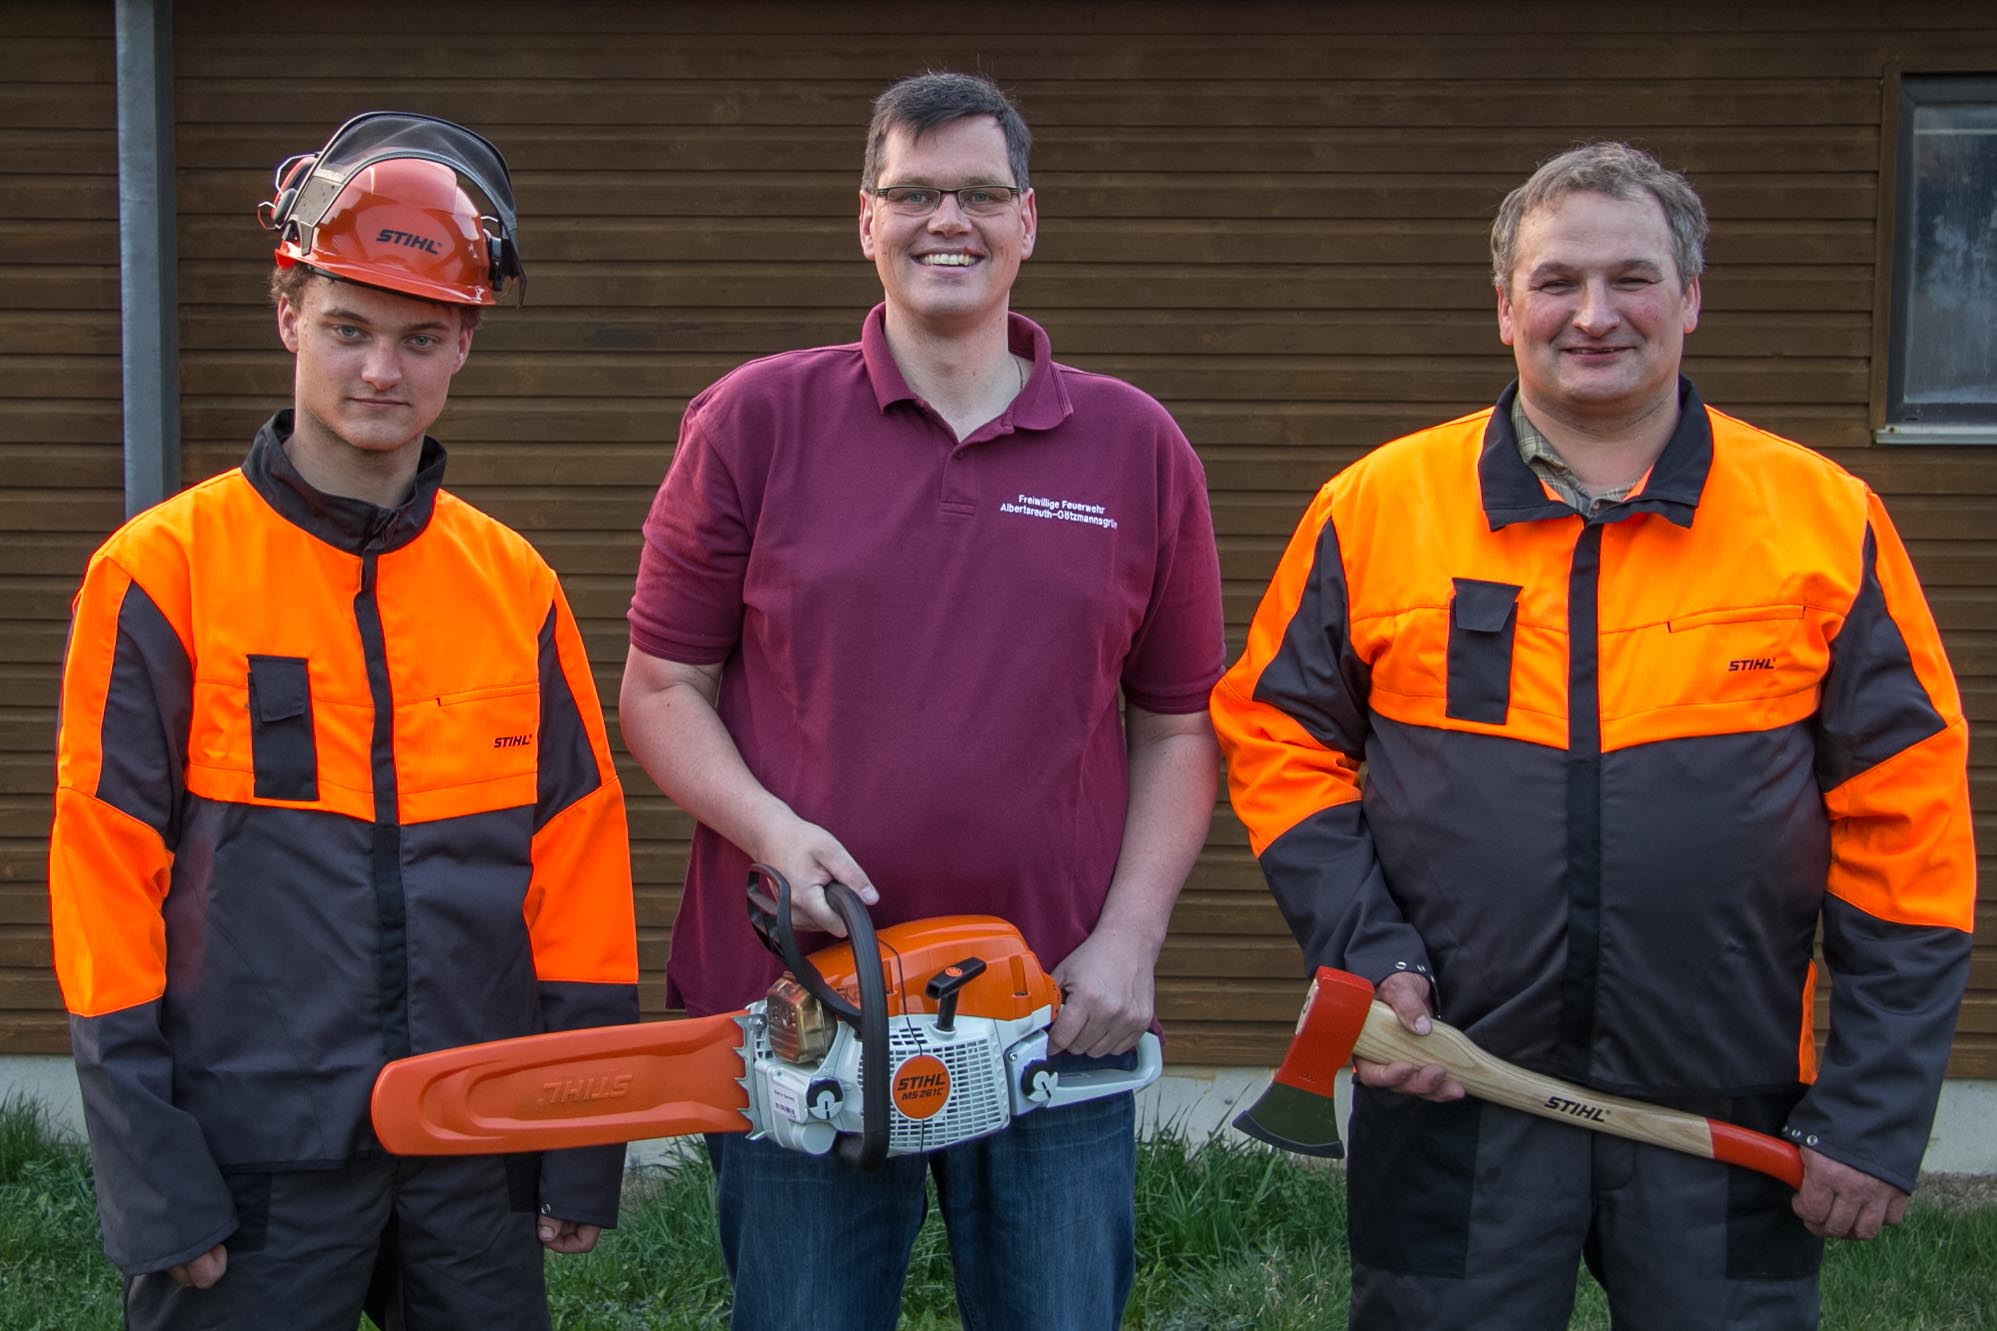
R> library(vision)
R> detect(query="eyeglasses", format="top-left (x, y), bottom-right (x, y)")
top-left (868, 184), bottom-right (1024, 217)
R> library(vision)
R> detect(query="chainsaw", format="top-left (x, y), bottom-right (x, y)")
top-left (370, 867), bottom-right (1162, 1168)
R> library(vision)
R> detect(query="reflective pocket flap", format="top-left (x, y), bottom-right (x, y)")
top-left (1451, 578), bottom-right (1522, 633)
top-left (247, 655), bottom-right (311, 721)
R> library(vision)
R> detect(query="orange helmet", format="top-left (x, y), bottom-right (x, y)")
top-left (260, 112), bottom-right (523, 306)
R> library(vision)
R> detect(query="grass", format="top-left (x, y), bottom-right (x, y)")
top-left (0, 1097), bottom-right (125, 1331)
top-left (5, 1095), bottom-right (1995, 1329)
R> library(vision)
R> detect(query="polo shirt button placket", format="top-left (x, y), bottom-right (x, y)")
top-left (941, 442), bottom-right (977, 514)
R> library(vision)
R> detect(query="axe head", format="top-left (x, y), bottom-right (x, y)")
top-left (1231, 967), bottom-right (1377, 1158)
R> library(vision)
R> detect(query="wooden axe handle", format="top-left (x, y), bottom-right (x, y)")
top-left (1354, 1000), bottom-right (1804, 1190)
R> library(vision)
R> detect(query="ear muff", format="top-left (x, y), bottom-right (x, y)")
top-left (483, 221), bottom-right (523, 298)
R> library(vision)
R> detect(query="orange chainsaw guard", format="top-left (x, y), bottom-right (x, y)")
top-left (370, 1010), bottom-right (751, 1155)
top-left (371, 916), bottom-right (1057, 1155)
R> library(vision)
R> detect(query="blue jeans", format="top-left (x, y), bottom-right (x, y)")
top-left (707, 1063), bottom-right (1136, 1331)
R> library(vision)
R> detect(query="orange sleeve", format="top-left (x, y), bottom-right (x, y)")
top-left (1210, 484), bottom-right (1364, 857)
top-left (1819, 494), bottom-right (1975, 932)
top-left (49, 555), bottom-right (183, 1016)
top-left (524, 577), bottom-right (639, 985)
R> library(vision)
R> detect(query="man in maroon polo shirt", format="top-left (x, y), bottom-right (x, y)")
top-left (621, 71), bottom-right (1225, 1331)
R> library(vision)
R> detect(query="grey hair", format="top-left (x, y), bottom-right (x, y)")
top-left (1491, 141), bottom-right (1708, 293)
top-left (862, 71), bottom-right (1032, 192)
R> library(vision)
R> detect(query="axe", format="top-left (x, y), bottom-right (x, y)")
top-left (1234, 967), bottom-right (1804, 1190)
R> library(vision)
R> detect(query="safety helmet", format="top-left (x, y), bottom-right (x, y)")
top-left (259, 111), bottom-right (523, 306)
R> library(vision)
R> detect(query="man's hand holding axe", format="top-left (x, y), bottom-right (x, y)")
top-left (1238, 967), bottom-right (1912, 1242)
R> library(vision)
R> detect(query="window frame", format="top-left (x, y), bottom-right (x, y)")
top-left (1875, 71), bottom-right (1997, 445)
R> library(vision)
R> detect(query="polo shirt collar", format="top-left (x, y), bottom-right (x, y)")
top-left (1479, 376), bottom-right (1712, 531)
top-left (858, 303), bottom-right (1073, 436)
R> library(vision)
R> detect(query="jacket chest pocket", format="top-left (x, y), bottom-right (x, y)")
top-left (1445, 578), bottom-right (1521, 725)
top-left (247, 655), bottom-right (317, 801)
top-left (1661, 604), bottom-right (1814, 700)
top-left (1597, 603), bottom-right (1819, 748)
top-left (396, 683), bottom-right (542, 817)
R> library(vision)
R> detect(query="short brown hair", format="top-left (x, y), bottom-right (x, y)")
top-left (863, 71), bottom-right (1032, 192)
top-left (268, 262), bottom-right (483, 330)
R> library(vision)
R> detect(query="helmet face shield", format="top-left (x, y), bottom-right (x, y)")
top-left (261, 112), bottom-right (523, 306)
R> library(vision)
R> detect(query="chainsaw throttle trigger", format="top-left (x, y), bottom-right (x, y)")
top-left (1038, 1033), bottom-right (1166, 1110)
top-left (924, 957), bottom-right (988, 1032)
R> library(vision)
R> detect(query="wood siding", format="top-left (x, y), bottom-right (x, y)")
top-left (1, 1), bottom-right (119, 1052)
top-left (4, 1), bottom-right (1994, 1075)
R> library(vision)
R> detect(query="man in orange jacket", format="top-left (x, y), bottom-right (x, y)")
top-left (48, 114), bottom-right (639, 1329)
top-left (1212, 142), bottom-right (1973, 1328)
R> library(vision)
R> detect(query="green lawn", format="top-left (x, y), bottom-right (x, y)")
top-left (5, 1097), bottom-right (1994, 1329)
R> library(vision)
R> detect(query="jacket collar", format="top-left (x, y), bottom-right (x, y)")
top-left (242, 410), bottom-right (446, 553)
top-left (1478, 377), bottom-right (1712, 531)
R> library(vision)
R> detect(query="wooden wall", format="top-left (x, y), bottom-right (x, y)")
top-left (1, 1), bottom-right (120, 1051)
top-left (4, 1), bottom-right (1994, 1074)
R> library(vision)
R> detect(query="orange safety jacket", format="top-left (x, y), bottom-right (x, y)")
top-left (49, 413), bottom-right (640, 1276)
top-left (1212, 380), bottom-right (1974, 1192)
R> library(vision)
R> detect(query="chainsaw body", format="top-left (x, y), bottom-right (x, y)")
top-left (745, 900), bottom-right (1158, 1159)
top-left (746, 997), bottom-right (1045, 1157)
top-left (368, 871), bottom-right (1162, 1165)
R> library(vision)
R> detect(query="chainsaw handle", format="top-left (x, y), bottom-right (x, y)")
top-left (745, 865), bottom-right (861, 1024)
top-left (1040, 1033), bottom-right (1164, 1110)
top-left (826, 882), bottom-right (890, 1171)
top-left (744, 866), bottom-right (889, 1170)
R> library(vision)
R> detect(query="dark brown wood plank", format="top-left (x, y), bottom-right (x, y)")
top-left (0, 1012), bottom-right (69, 1055)
top-left (176, 123), bottom-right (1885, 178)
top-left (159, 0), bottom-right (1997, 39)
top-left (174, 170), bottom-right (1881, 223)
top-left (171, 81), bottom-right (1886, 134)
top-left (160, 29), bottom-right (1976, 84)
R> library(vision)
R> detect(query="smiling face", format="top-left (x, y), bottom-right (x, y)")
top-left (859, 115), bottom-right (1037, 340)
top-left (1497, 189), bottom-right (1701, 430)
top-left (277, 273), bottom-right (474, 467)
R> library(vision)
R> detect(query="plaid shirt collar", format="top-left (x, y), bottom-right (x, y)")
top-left (1510, 396), bottom-right (1637, 517)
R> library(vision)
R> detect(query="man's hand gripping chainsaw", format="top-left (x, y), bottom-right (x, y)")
top-left (370, 867), bottom-right (1162, 1168)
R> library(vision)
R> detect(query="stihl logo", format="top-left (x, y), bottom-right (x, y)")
top-left (377, 228), bottom-right (443, 254)
top-left (538, 1073), bottom-right (632, 1106)
top-left (493, 734), bottom-right (532, 748)
top-left (1544, 1094), bottom-right (1608, 1123)
top-left (1728, 658), bottom-right (1775, 672)
top-left (891, 1054), bottom-right (952, 1120)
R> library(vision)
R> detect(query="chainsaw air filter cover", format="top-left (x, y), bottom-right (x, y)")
top-left (763, 975), bottom-right (835, 1065)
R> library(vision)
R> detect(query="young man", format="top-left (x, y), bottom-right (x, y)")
top-left (621, 73), bottom-right (1226, 1330)
top-left (48, 113), bottom-right (639, 1329)
top-left (1212, 142), bottom-right (1974, 1328)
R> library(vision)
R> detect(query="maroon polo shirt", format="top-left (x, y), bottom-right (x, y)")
top-left (631, 305), bottom-right (1224, 1016)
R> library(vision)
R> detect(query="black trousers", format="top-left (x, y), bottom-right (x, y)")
top-left (1346, 1089), bottom-right (1823, 1331)
top-left (124, 1154), bottom-right (550, 1331)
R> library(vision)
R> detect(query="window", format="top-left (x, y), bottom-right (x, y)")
top-left (1879, 74), bottom-right (1997, 443)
